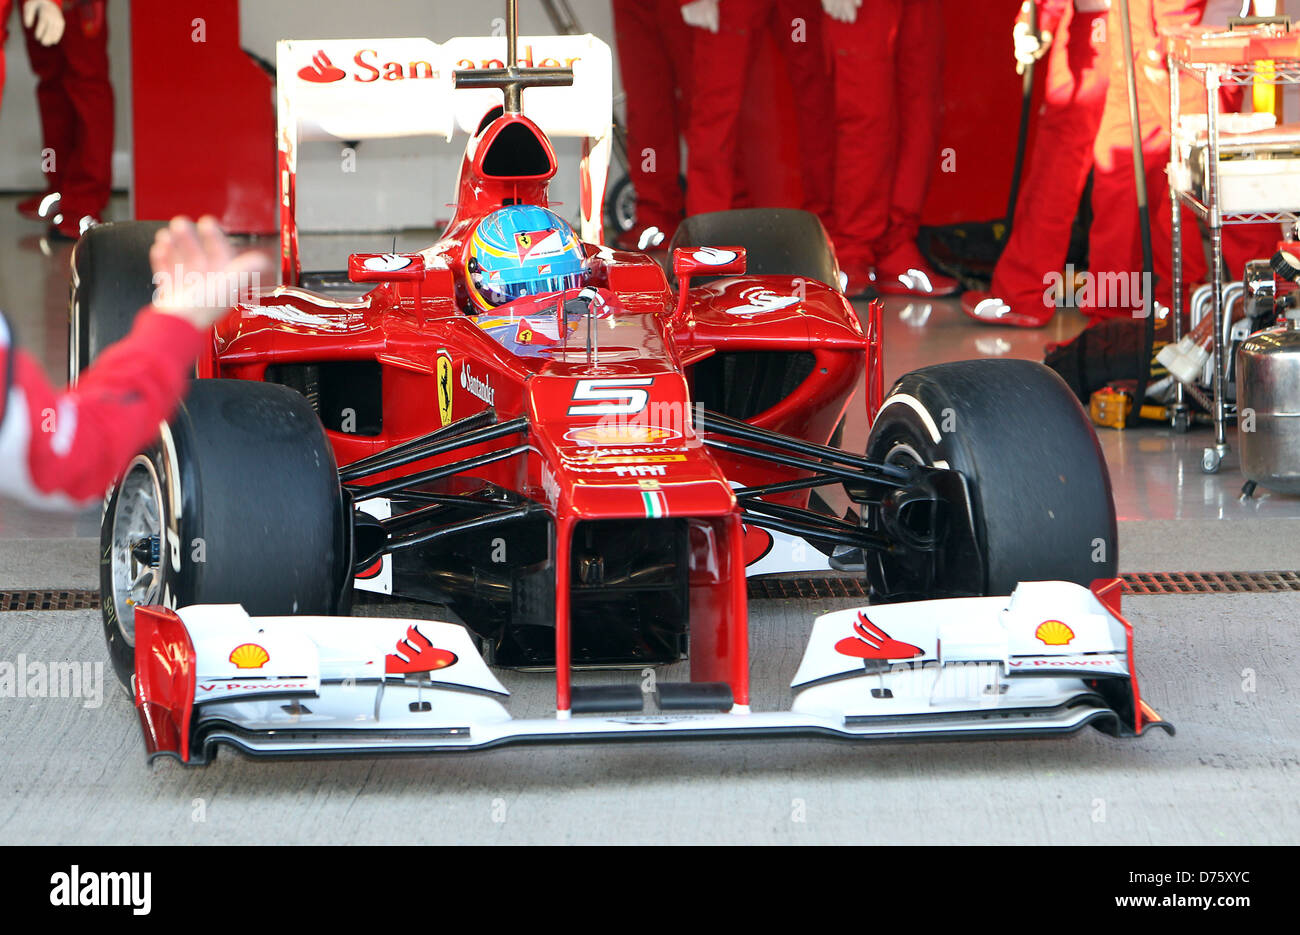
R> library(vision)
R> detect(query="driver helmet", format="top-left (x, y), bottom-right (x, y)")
top-left (465, 205), bottom-right (586, 312)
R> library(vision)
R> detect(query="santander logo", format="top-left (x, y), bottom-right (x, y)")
top-left (834, 612), bottom-right (925, 661)
top-left (295, 44), bottom-right (579, 86)
top-left (298, 50), bottom-right (346, 83)
top-left (296, 48), bottom-right (440, 84)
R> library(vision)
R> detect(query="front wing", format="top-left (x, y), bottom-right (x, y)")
top-left (132, 579), bottom-right (1171, 765)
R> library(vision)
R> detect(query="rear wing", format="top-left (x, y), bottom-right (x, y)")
top-left (276, 34), bottom-right (613, 286)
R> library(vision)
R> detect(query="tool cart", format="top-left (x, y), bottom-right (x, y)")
top-left (1165, 18), bottom-right (1300, 472)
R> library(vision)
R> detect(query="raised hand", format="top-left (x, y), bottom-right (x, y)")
top-left (149, 216), bottom-right (273, 330)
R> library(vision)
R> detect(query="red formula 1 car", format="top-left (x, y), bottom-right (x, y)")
top-left (72, 7), bottom-right (1168, 763)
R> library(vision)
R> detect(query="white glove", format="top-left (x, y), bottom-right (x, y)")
top-left (1012, 20), bottom-right (1051, 75)
top-left (822, 0), bottom-right (863, 24)
top-left (22, 0), bottom-right (65, 47)
top-left (681, 0), bottom-right (720, 34)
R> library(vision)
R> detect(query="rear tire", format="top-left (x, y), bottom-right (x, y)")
top-left (100, 380), bottom-right (351, 688)
top-left (606, 175), bottom-right (638, 234)
top-left (69, 220), bottom-right (167, 383)
top-left (865, 359), bottom-right (1117, 600)
top-left (669, 208), bottom-right (840, 290)
top-left (674, 208), bottom-right (843, 428)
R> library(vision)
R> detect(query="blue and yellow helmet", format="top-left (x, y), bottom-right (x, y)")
top-left (465, 205), bottom-right (586, 311)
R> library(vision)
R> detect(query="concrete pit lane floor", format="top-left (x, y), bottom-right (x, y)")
top-left (0, 584), bottom-right (1295, 845)
top-left (1, 197), bottom-right (1297, 844)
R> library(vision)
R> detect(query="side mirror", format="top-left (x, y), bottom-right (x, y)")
top-left (672, 246), bottom-right (747, 280)
top-left (670, 246), bottom-right (747, 322)
top-left (348, 252), bottom-right (427, 283)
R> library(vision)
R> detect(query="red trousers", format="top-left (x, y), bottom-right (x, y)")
top-left (14, 0), bottom-right (115, 219)
top-left (613, 0), bottom-right (691, 232)
top-left (683, 0), bottom-right (834, 223)
top-left (991, 4), bottom-right (1110, 321)
top-left (823, 0), bottom-right (944, 269)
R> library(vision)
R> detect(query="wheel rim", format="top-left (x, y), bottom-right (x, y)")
top-left (868, 439), bottom-right (935, 600)
top-left (613, 180), bottom-right (637, 232)
top-left (883, 442), bottom-right (926, 469)
top-left (109, 456), bottom-right (165, 646)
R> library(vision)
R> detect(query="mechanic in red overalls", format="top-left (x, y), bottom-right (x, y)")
top-left (2, 0), bottom-right (114, 239)
top-left (0, 1), bottom-right (64, 119)
top-left (821, 0), bottom-right (955, 298)
top-left (963, 1), bottom-right (1112, 328)
top-left (678, 0), bottom-right (835, 228)
top-left (1075, 0), bottom-right (1204, 321)
top-left (0, 218), bottom-right (270, 507)
top-left (612, 0), bottom-right (692, 250)
top-left (1079, 0), bottom-right (1275, 323)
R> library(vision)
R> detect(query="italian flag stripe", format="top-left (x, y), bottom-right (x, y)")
top-left (641, 490), bottom-right (667, 518)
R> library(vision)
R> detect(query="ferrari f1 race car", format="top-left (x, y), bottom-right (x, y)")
top-left (75, 4), bottom-right (1170, 764)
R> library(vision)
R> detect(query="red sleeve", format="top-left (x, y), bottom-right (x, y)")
top-left (0, 308), bottom-right (205, 508)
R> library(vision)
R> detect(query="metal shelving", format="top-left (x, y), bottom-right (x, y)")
top-left (1167, 54), bottom-right (1300, 472)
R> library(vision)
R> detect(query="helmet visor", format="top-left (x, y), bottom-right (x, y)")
top-left (479, 271), bottom-right (586, 307)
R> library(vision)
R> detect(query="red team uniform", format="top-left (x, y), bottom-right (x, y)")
top-left (1085, 0), bottom-right (1276, 321)
top-left (679, 0), bottom-right (835, 224)
top-left (0, 308), bottom-right (200, 506)
top-left (2, 0), bottom-right (114, 236)
top-left (612, 0), bottom-right (693, 248)
top-left (822, 0), bottom-right (954, 296)
top-left (966, 0), bottom-right (1112, 327)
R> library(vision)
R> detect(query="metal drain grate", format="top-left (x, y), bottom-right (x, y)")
top-left (0, 589), bottom-right (101, 611)
top-left (748, 571), bottom-right (1300, 600)
top-left (1121, 571), bottom-right (1300, 595)
top-left (748, 577), bottom-right (870, 600)
top-left (3, 572), bottom-right (1298, 613)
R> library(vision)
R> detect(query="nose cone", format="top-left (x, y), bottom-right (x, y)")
top-left (525, 369), bottom-right (735, 519)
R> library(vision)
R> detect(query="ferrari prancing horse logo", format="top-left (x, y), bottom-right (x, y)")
top-left (436, 353), bottom-right (453, 426)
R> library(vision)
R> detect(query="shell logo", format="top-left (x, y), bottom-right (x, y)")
top-left (566, 425), bottom-right (680, 446)
top-left (1035, 620), bottom-right (1075, 646)
top-left (229, 643), bottom-right (270, 669)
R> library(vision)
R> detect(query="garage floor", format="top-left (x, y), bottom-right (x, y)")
top-left (1, 195), bottom-right (1297, 844)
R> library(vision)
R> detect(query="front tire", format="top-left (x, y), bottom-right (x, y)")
top-left (100, 380), bottom-right (350, 688)
top-left (865, 359), bottom-right (1117, 600)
